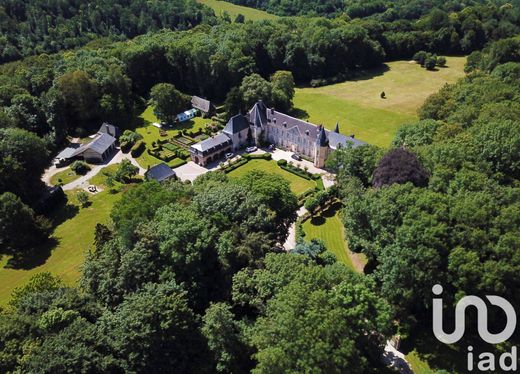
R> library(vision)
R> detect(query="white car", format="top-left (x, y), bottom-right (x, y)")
top-left (246, 146), bottom-right (258, 153)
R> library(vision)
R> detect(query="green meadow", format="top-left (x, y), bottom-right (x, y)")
top-left (197, 0), bottom-right (278, 21)
top-left (0, 189), bottom-right (123, 306)
top-left (293, 57), bottom-right (467, 147)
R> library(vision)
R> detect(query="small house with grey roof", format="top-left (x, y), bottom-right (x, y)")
top-left (71, 133), bottom-right (117, 163)
top-left (146, 163), bottom-right (176, 182)
top-left (191, 96), bottom-right (216, 118)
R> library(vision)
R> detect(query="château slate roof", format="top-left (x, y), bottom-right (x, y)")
top-left (190, 133), bottom-right (232, 155)
top-left (223, 114), bottom-right (250, 134)
top-left (191, 96), bottom-right (213, 113)
top-left (327, 131), bottom-right (365, 149)
top-left (248, 101), bottom-right (366, 149)
top-left (317, 126), bottom-right (329, 146)
top-left (250, 101), bottom-right (268, 127)
top-left (147, 163), bottom-right (176, 182)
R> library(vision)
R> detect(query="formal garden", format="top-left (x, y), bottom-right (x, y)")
top-left (131, 105), bottom-right (227, 168)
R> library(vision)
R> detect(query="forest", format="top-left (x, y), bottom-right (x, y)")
top-left (0, 0), bottom-right (215, 63)
top-left (1, 38), bottom-right (519, 371)
top-left (227, 0), bottom-right (520, 18)
top-left (0, 0), bottom-right (520, 372)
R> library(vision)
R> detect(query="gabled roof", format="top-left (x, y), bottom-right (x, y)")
top-left (191, 96), bottom-right (213, 113)
top-left (327, 131), bottom-right (366, 149)
top-left (147, 163), bottom-right (176, 182)
top-left (223, 114), bottom-right (250, 135)
top-left (56, 144), bottom-right (82, 159)
top-left (265, 109), bottom-right (320, 141)
top-left (98, 122), bottom-right (120, 138)
top-left (72, 133), bottom-right (116, 157)
top-left (249, 101), bottom-right (268, 127)
top-left (190, 133), bottom-right (232, 155)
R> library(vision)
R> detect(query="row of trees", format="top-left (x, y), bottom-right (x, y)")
top-left (326, 39), bottom-right (520, 371)
top-left (227, 0), bottom-right (481, 18)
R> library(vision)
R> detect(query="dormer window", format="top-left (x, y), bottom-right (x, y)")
top-left (283, 122), bottom-right (287, 128)
top-left (305, 130), bottom-right (310, 136)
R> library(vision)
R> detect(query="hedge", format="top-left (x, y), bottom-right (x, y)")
top-left (242, 153), bottom-right (272, 161)
top-left (169, 158), bottom-right (188, 168)
top-left (130, 140), bottom-right (145, 157)
top-left (280, 164), bottom-right (313, 180)
top-left (223, 158), bottom-right (249, 173)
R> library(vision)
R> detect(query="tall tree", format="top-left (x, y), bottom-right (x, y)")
top-left (149, 83), bottom-right (189, 124)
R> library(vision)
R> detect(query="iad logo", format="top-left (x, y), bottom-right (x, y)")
top-left (432, 284), bottom-right (518, 372)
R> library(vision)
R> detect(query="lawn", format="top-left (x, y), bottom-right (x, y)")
top-left (0, 189), bottom-right (123, 306)
top-left (50, 168), bottom-right (81, 186)
top-left (293, 56), bottom-right (467, 148)
top-left (302, 203), bottom-right (366, 271)
top-left (227, 159), bottom-right (315, 195)
top-left (197, 0), bottom-right (278, 21)
top-left (134, 105), bottom-right (208, 168)
top-left (406, 351), bottom-right (435, 374)
top-left (88, 164), bottom-right (121, 186)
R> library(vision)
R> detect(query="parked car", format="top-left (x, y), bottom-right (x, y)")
top-left (225, 153), bottom-right (234, 160)
top-left (267, 144), bottom-right (275, 152)
top-left (246, 146), bottom-right (258, 153)
top-left (291, 153), bottom-right (302, 161)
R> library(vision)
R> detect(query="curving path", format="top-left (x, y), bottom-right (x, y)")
top-left (42, 150), bottom-right (146, 191)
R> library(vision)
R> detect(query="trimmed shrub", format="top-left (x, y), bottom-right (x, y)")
top-left (277, 159), bottom-right (288, 166)
top-left (130, 140), bottom-right (145, 157)
top-left (70, 161), bottom-right (90, 175)
top-left (222, 158), bottom-right (249, 173)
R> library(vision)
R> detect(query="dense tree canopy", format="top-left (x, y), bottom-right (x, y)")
top-left (0, 0), bottom-right (215, 63)
top-left (339, 38), bottom-right (520, 370)
top-left (1, 3), bottom-right (520, 373)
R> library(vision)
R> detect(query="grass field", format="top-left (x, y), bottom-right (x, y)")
top-left (50, 168), bottom-right (81, 186)
top-left (135, 105), bottom-right (208, 168)
top-left (197, 0), bottom-right (278, 21)
top-left (302, 203), bottom-right (367, 272)
top-left (0, 189), bottom-right (122, 306)
top-left (227, 159), bottom-right (315, 195)
top-left (293, 57), bottom-right (467, 147)
top-left (406, 351), bottom-right (435, 374)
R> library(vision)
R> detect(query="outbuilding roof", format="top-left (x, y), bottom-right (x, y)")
top-left (191, 96), bottom-right (213, 113)
top-left (190, 133), bottom-right (232, 155)
top-left (147, 163), bottom-right (176, 182)
top-left (72, 133), bottom-right (116, 157)
top-left (98, 122), bottom-right (120, 138)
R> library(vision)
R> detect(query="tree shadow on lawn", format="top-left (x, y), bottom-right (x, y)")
top-left (400, 326), bottom-right (472, 373)
top-left (348, 63), bottom-right (390, 83)
top-left (51, 202), bottom-right (80, 227)
top-left (289, 107), bottom-right (309, 120)
top-left (5, 237), bottom-right (59, 270)
top-left (3, 199), bottom-right (79, 270)
top-left (310, 216), bottom-right (326, 226)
